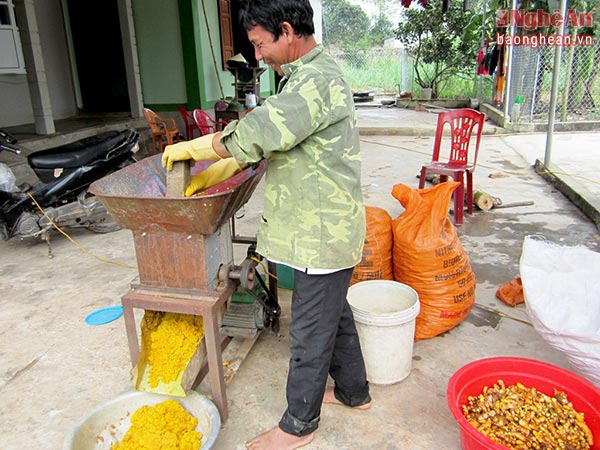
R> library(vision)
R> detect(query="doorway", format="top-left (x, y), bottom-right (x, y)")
top-left (65, 0), bottom-right (129, 113)
top-left (231, 0), bottom-right (256, 67)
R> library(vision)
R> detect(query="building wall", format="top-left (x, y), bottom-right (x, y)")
top-left (133, 0), bottom-right (322, 110)
top-left (0, 0), bottom-right (76, 127)
top-left (311, 0), bottom-right (323, 44)
top-left (195, 0), bottom-right (235, 106)
top-left (0, 0), bottom-right (323, 127)
top-left (131, 0), bottom-right (187, 105)
top-left (196, 0), bottom-right (322, 107)
top-left (130, 0), bottom-right (242, 110)
top-left (0, 72), bottom-right (31, 127)
top-left (37, 0), bottom-right (76, 119)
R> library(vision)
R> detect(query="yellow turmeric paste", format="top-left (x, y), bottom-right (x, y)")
top-left (141, 311), bottom-right (205, 388)
top-left (112, 399), bottom-right (202, 450)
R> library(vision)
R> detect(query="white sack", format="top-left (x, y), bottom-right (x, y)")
top-left (520, 236), bottom-right (600, 387)
top-left (0, 163), bottom-right (18, 192)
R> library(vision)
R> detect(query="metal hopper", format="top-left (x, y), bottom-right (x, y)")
top-left (89, 154), bottom-right (266, 291)
top-left (90, 154), bottom-right (266, 236)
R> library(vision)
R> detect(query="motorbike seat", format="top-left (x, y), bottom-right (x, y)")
top-left (28, 130), bottom-right (126, 169)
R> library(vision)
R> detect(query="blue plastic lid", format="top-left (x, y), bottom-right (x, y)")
top-left (85, 306), bottom-right (123, 326)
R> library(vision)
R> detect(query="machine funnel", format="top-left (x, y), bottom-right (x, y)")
top-left (90, 154), bottom-right (265, 236)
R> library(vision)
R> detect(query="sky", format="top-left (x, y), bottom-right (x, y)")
top-left (346, 0), bottom-right (405, 24)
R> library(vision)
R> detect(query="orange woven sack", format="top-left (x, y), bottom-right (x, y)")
top-left (391, 182), bottom-right (476, 340)
top-left (351, 206), bottom-right (394, 286)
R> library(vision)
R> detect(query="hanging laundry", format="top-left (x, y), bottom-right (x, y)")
top-left (488, 44), bottom-right (499, 75)
top-left (493, 44), bottom-right (506, 107)
top-left (476, 48), bottom-right (490, 75)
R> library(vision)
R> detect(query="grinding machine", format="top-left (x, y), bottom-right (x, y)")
top-left (90, 154), bottom-right (281, 422)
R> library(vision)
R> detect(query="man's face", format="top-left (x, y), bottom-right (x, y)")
top-left (247, 25), bottom-right (288, 76)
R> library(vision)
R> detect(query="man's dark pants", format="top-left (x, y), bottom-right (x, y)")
top-left (279, 267), bottom-right (371, 436)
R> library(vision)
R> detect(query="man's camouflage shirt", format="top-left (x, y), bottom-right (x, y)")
top-left (221, 45), bottom-right (365, 270)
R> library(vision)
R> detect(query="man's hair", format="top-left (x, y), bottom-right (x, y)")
top-left (239, 0), bottom-right (315, 39)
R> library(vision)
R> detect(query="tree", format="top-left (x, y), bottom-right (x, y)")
top-left (369, 12), bottom-right (395, 46)
top-left (364, 0), bottom-right (428, 9)
top-left (322, 0), bottom-right (370, 51)
top-left (395, 1), bottom-right (481, 98)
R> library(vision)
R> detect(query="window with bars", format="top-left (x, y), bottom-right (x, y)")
top-left (0, 0), bottom-right (25, 74)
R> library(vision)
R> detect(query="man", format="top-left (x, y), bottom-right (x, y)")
top-left (162, 1), bottom-right (371, 448)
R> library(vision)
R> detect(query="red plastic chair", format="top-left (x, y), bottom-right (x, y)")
top-left (192, 109), bottom-right (229, 135)
top-left (418, 108), bottom-right (485, 226)
top-left (177, 105), bottom-right (201, 140)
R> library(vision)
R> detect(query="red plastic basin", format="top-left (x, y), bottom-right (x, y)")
top-left (447, 357), bottom-right (600, 450)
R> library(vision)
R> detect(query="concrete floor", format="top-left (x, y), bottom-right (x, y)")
top-left (1, 109), bottom-right (599, 450)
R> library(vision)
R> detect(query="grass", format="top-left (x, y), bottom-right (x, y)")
top-left (336, 52), bottom-right (403, 94)
top-left (332, 51), bottom-right (476, 98)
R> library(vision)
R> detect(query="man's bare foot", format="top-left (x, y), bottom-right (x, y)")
top-left (245, 426), bottom-right (314, 450)
top-left (322, 385), bottom-right (372, 410)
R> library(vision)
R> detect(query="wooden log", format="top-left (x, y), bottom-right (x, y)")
top-left (474, 191), bottom-right (495, 211)
top-left (166, 160), bottom-right (191, 197)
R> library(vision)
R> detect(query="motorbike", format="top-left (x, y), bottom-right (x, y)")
top-left (0, 127), bottom-right (139, 255)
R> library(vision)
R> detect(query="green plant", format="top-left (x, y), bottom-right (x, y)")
top-left (395, 1), bottom-right (482, 98)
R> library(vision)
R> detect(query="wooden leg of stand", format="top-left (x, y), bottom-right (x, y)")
top-left (204, 307), bottom-right (228, 422)
top-left (122, 302), bottom-right (140, 367)
top-left (193, 335), bottom-right (231, 388)
top-left (120, 288), bottom-right (232, 422)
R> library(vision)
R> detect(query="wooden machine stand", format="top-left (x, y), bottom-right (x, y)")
top-left (121, 220), bottom-right (236, 423)
top-left (122, 283), bottom-right (234, 422)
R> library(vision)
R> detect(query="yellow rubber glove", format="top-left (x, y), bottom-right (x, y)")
top-left (185, 158), bottom-right (242, 197)
top-left (161, 133), bottom-right (220, 171)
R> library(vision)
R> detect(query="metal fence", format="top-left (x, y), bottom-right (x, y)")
top-left (501, 41), bottom-right (600, 123)
top-left (328, 48), bottom-right (414, 96)
top-left (326, 30), bottom-right (599, 126)
top-left (328, 47), bottom-right (479, 99)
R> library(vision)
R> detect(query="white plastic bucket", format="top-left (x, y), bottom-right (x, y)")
top-left (347, 280), bottom-right (420, 385)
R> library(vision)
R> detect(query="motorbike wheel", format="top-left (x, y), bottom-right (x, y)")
top-left (86, 216), bottom-right (121, 234)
